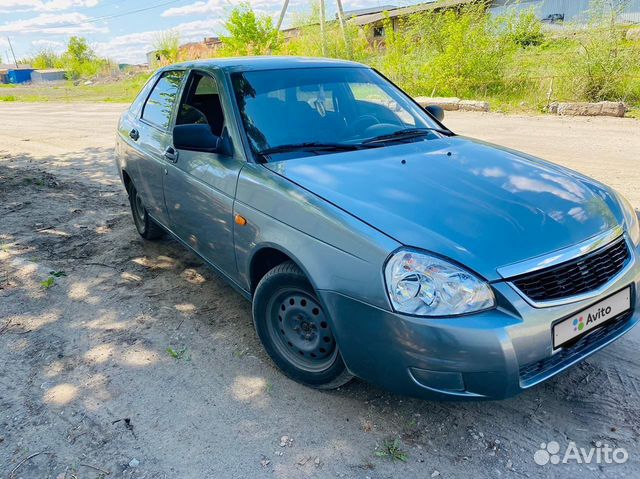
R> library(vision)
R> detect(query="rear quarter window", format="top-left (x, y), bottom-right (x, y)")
top-left (129, 73), bottom-right (158, 117)
top-left (141, 70), bottom-right (185, 130)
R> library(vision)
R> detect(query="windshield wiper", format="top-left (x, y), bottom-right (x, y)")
top-left (362, 127), bottom-right (451, 145)
top-left (257, 142), bottom-right (369, 161)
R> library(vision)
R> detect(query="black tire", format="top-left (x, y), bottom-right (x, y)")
top-left (253, 261), bottom-right (353, 389)
top-left (127, 181), bottom-right (164, 240)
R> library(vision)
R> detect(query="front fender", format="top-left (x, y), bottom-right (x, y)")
top-left (234, 163), bottom-right (399, 310)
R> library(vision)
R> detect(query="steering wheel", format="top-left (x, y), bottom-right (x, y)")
top-left (351, 114), bottom-right (380, 133)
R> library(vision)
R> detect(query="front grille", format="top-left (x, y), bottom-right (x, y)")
top-left (519, 310), bottom-right (633, 386)
top-left (512, 236), bottom-right (629, 302)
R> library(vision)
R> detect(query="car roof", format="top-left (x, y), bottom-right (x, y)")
top-left (165, 56), bottom-right (368, 73)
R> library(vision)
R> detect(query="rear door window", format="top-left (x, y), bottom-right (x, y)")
top-left (142, 70), bottom-right (185, 130)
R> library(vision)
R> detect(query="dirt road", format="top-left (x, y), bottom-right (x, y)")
top-left (1, 103), bottom-right (639, 478)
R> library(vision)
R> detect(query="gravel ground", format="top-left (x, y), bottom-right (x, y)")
top-left (1, 103), bottom-right (639, 479)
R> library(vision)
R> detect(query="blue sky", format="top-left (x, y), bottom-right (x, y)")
top-left (0, 0), bottom-right (423, 65)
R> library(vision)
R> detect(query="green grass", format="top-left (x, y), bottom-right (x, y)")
top-left (167, 346), bottom-right (190, 360)
top-left (0, 73), bottom-right (151, 103)
top-left (375, 438), bottom-right (408, 462)
top-left (40, 277), bottom-right (56, 289)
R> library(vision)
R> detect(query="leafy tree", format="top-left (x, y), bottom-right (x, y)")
top-left (30, 49), bottom-right (61, 69)
top-left (61, 36), bottom-right (105, 79)
top-left (221, 3), bottom-right (280, 56)
top-left (66, 36), bottom-right (95, 63)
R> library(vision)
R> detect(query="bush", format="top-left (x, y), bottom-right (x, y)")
top-left (503, 8), bottom-right (545, 47)
top-left (276, 3), bottom-right (370, 61)
top-left (29, 49), bottom-right (61, 69)
top-left (371, 4), bottom-right (521, 98)
top-left (152, 31), bottom-right (181, 66)
top-left (60, 37), bottom-right (113, 80)
top-left (221, 3), bottom-right (280, 55)
top-left (565, 2), bottom-right (640, 102)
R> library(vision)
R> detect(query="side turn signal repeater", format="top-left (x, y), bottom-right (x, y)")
top-left (235, 214), bottom-right (247, 226)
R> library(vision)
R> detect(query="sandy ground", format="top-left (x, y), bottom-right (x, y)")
top-left (1, 103), bottom-right (639, 479)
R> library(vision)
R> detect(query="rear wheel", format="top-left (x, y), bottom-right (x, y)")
top-left (127, 181), bottom-right (164, 240)
top-left (253, 261), bottom-right (353, 389)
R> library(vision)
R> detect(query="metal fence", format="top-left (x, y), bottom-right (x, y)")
top-left (490, 0), bottom-right (640, 24)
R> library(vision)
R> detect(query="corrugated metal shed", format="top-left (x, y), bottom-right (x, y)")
top-left (31, 69), bottom-right (67, 83)
top-left (490, 0), bottom-right (640, 24)
top-left (350, 0), bottom-right (477, 25)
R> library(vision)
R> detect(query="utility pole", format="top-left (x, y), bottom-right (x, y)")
top-left (277, 0), bottom-right (351, 58)
top-left (7, 37), bottom-right (18, 68)
top-left (319, 0), bottom-right (327, 56)
top-left (335, 0), bottom-right (351, 58)
top-left (276, 0), bottom-right (290, 31)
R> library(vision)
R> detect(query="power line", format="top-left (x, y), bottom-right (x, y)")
top-left (13, 0), bottom-right (190, 32)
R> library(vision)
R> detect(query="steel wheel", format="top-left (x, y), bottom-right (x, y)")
top-left (126, 180), bottom-right (164, 240)
top-left (267, 289), bottom-right (337, 372)
top-left (252, 260), bottom-right (353, 389)
top-left (133, 188), bottom-right (147, 225)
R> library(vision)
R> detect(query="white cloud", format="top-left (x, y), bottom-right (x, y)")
top-left (31, 38), bottom-right (65, 50)
top-left (94, 18), bottom-right (224, 64)
top-left (0, 12), bottom-right (108, 34)
top-left (162, 0), bottom-right (281, 18)
top-left (37, 0), bottom-right (100, 12)
top-left (0, 0), bottom-right (99, 13)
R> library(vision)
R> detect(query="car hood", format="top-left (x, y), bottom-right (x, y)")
top-left (264, 137), bottom-right (622, 280)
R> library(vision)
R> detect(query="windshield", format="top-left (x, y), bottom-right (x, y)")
top-left (230, 67), bottom-right (445, 160)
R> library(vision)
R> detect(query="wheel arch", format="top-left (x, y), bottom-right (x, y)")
top-left (121, 168), bottom-right (132, 192)
top-left (248, 244), bottom-right (316, 296)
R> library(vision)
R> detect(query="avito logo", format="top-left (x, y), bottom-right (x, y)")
top-left (573, 306), bottom-right (612, 332)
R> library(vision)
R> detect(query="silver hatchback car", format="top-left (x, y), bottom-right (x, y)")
top-left (115, 57), bottom-right (639, 399)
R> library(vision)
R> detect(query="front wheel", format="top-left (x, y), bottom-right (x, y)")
top-left (253, 261), bottom-right (353, 389)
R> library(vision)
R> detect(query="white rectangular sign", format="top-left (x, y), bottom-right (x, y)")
top-left (553, 287), bottom-right (631, 348)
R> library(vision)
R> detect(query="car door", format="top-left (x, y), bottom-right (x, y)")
top-left (163, 69), bottom-right (244, 278)
top-left (132, 69), bottom-right (186, 226)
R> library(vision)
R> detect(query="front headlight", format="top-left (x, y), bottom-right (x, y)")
top-left (616, 192), bottom-right (640, 246)
top-left (384, 249), bottom-right (495, 316)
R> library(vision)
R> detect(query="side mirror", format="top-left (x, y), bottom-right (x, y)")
top-left (425, 105), bottom-right (445, 122)
top-left (174, 124), bottom-right (221, 153)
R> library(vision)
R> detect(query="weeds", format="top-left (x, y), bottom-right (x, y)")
top-left (152, 30), bottom-right (181, 66)
top-left (277, 2), bottom-right (640, 110)
top-left (375, 438), bottom-right (408, 462)
top-left (40, 277), bottom-right (55, 289)
top-left (167, 347), bottom-right (190, 361)
top-left (11, 2), bottom-right (640, 111)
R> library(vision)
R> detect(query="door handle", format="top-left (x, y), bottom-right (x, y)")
top-left (129, 129), bottom-right (139, 141)
top-left (164, 147), bottom-right (178, 163)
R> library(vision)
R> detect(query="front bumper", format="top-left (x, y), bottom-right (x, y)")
top-left (318, 244), bottom-right (640, 400)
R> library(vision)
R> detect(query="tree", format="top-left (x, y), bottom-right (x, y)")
top-left (30, 48), bottom-right (61, 69)
top-left (221, 3), bottom-right (280, 56)
top-left (61, 36), bottom-right (104, 79)
top-left (66, 36), bottom-right (96, 63)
